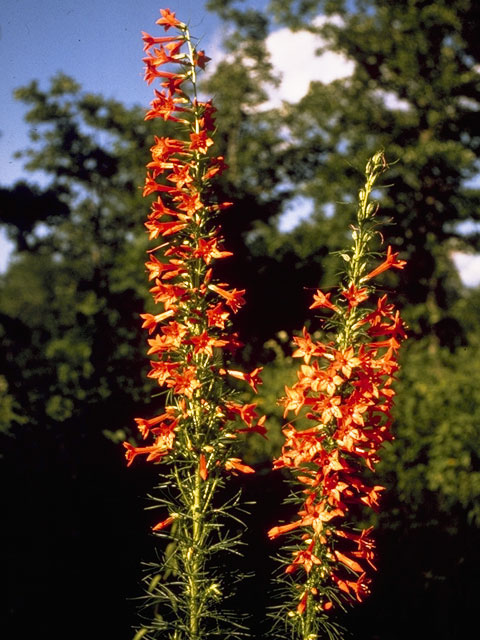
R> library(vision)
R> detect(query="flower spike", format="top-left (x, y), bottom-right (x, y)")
top-left (124, 11), bottom-right (265, 640)
top-left (271, 152), bottom-right (407, 640)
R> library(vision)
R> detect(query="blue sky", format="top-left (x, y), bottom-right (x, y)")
top-left (1, 1), bottom-right (226, 186)
top-left (1, 1), bottom-right (479, 284)
top-left (0, 1), bottom-right (234, 269)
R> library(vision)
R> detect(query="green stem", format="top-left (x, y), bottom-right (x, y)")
top-left (337, 152), bottom-right (386, 350)
top-left (188, 465), bottom-right (203, 640)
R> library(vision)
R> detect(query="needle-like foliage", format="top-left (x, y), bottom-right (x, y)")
top-left (269, 153), bottom-right (407, 640)
top-left (124, 10), bottom-right (266, 639)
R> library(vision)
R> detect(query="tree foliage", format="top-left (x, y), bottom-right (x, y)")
top-left (239, 0), bottom-right (480, 342)
top-left (1, 1), bottom-right (480, 637)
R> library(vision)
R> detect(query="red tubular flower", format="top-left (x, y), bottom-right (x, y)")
top-left (310, 289), bottom-right (339, 312)
top-left (220, 367), bottom-right (263, 393)
top-left (141, 31), bottom-right (183, 52)
top-left (224, 458), bottom-right (255, 474)
top-left (364, 245), bottom-right (407, 280)
top-left (208, 284), bottom-right (246, 313)
top-left (155, 8), bottom-right (184, 31)
top-left (124, 11), bottom-right (267, 638)
top-left (342, 284), bottom-right (369, 310)
top-left (199, 453), bottom-right (208, 481)
top-left (152, 515), bottom-right (175, 531)
top-left (271, 153), bottom-right (407, 628)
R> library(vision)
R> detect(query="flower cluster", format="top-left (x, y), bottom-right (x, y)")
top-left (124, 7), bottom-right (264, 483)
top-left (269, 153), bottom-right (406, 635)
top-left (124, 10), bottom-right (264, 639)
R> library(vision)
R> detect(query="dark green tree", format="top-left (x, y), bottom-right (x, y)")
top-left (1, 73), bottom-right (160, 430)
top-left (0, 74), bottom-right (166, 639)
top-left (270, 0), bottom-right (480, 342)
top-left (205, 2), bottom-right (480, 637)
top-left (0, 60), bottom-right (292, 638)
top-left (210, 0), bottom-right (480, 344)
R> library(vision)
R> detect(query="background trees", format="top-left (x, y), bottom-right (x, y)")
top-left (2, 1), bottom-right (480, 638)
top-left (1, 75), bottom-right (162, 639)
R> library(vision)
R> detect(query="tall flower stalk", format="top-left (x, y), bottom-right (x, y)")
top-left (269, 152), bottom-right (407, 640)
top-left (125, 10), bottom-right (265, 639)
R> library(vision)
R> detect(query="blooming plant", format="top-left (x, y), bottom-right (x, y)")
top-left (269, 152), bottom-right (407, 640)
top-left (124, 10), bottom-right (265, 640)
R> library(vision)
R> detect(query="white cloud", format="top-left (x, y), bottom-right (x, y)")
top-left (452, 252), bottom-right (480, 288)
top-left (0, 230), bottom-right (13, 273)
top-left (373, 89), bottom-right (410, 112)
top-left (263, 21), bottom-right (355, 108)
top-left (207, 16), bottom-right (412, 113)
top-left (278, 195), bottom-right (314, 232)
top-left (264, 22), bottom-right (411, 112)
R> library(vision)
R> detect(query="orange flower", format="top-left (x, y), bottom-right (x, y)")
top-left (143, 172), bottom-right (176, 196)
top-left (206, 302), bottom-right (230, 329)
top-left (145, 89), bottom-right (188, 122)
top-left (236, 415), bottom-right (267, 439)
top-left (167, 366), bottom-right (201, 398)
top-left (332, 346), bottom-right (362, 378)
top-left (292, 327), bottom-right (327, 364)
top-left (225, 401), bottom-right (258, 426)
top-left (224, 458), bottom-right (255, 474)
top-left (342, 284), bottom-right (369, 310)
top-left (281, 384), bottom-right (305, 416)
top-left (141, 31), bottom-right (182, 52)
top-left (188, 331), bottom-right (228, 357)
top-left (221, 367), bottom-right (263, 393)
top-left (123, 435), bottom-right (174, 466)
top-left (189, 130), bottom-right (214, 153)
top-left (310, 289), bottom-right (339, 312)
top-left (297, 591), bottom-right (308, 615)
top-left (199, 453), bottom-right (208, 481)
top-left (208, 284), bottom-right (246, 313)
top-left (140, 310), bottom-right (175, 333)
top-left (152, 515), bottom-right (175, 531)
top-left (268, 520), bottom-right (305, 540)
top-left (126, 15), bottom-right (268, 636)
top-left (334, 550), bottom-right (364, 574)
top-left (134, 411), bottom-right (178, 439)
top-left (365, 245), bottom-right (406, 280)
top-left (156, 8), bottom-right (184, 31)
top-left (193, 237), bottom-right (233, 265)
top-left (286, 541), bottom-right (322, 574)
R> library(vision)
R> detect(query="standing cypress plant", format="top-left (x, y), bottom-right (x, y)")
top-left (124, 10), bottom-right (266, 640)
top-left (269, 152), bottom-right (407, 640)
